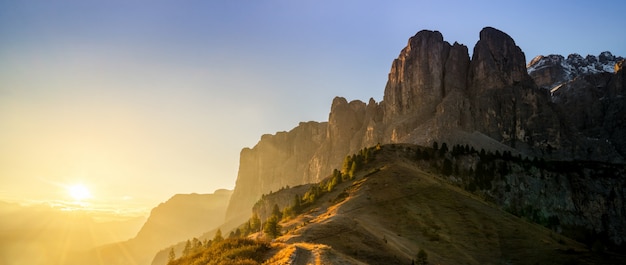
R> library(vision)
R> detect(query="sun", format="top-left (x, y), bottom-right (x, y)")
top-left (67, 184), bottom-right (92, 201)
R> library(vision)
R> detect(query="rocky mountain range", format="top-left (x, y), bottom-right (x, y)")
top-left (225, 26), bottom-right (626, 248)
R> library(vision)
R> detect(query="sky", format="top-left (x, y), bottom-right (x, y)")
top-left (1, 0), bottom-right (625, 217)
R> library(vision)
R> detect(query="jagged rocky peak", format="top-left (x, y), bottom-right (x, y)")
top-left (225, 26), bottom-right (626, 226)
top-left (469, 27), bottom-right (531, 92)
top-left (383, 30), bottom-right (453, 119)
top-left (527, 51), bottom-right (624, 90)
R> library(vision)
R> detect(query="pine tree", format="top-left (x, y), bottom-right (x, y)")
top-left (167, 248), bottom-right (176, 264)
top-left (349, 160), bottom-right (357, 179)
top-left (192, 237), bottom-right (202, 250)
top-left (440, 142), bottom-right (448, 155)
top-left (293, 194), bottom-right (302, 213)
top-left (213, 228), bottom-right (224, 243)
top-left (250, 213), bottom-right (261, 232)
top-left (417, 249), bottom-right (428, 265)
top-left (182, 239), bottom-right (191, 256)
top-left (442, 158), bottom-right (453, 176)
top-left (341, 155), bottom-right (352, 175)
top-left (271, 204), bottom-right (282, 220)
top-left (264, 215), bottom-right (281, 239)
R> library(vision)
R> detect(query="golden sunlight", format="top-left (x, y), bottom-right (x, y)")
top-left (67, 184), bottom-right (92, 201)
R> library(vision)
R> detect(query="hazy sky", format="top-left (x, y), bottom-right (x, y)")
top-left (1, 0), bottom-right (625, 216)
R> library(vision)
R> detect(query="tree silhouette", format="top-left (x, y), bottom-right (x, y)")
top-left (417, 249), bottom-right (428, 265)
top-left (442, 158), bottom-right (453, 176)
top-left (439, 142), bottom-right (448, 156)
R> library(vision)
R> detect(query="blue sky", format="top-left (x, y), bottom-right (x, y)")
top-left (1, 0), bottom-right (625, 213)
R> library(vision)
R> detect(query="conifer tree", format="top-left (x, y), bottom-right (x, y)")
top-left (182, 239), bottom-right (191, 256)
top-left (293, 194), bottom-right (301, 213)
top-left (271, 204), bottom-right (282, 220)
top-left (349, 161), bottom-right (357, 179)
top-left (417, 249), bottom-right (428, 265)
top-left (213, 228), bottom-right (224, 243)
top-left (168, 248), bottom-right (175, 263)
top-left (443, 158), bottom-right (453, 176)
top-left (264, 215), bottom-right (281, 239)
top-left (341, 155), bottom-right (352, 175)
top-left (250, 213), bottom-right (261, 232)
top-left (440, 142), bottom-right (448, 155)
top-left (192, 237), bottom-right (202, 250)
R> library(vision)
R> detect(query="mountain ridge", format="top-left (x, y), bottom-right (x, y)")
top-left (68, 190), bottom-right (232, 265)
top-left (225, 26), bottom-right (626, 240)
top-left (168, 144), bottom-right (626, 264)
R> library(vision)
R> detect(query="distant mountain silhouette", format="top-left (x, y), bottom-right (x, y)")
top-left (68, 190), bottom-right (231, 265)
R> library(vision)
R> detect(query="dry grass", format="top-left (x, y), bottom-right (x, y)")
top-left (268, 144), bottom-right (624, 265)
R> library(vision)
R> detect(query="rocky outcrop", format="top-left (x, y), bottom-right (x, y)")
top-left (225, 27), bottom-right (626, 247)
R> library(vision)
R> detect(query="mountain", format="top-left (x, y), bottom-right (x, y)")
top-left (528, 52), bottom-right (624, 90)
top-left (172, 144), bottom-right (626, 264)
top-left (528, 52), bottom-right (626, 160)
top-left (0, 202), bottom-right (145, 265)
top-left (69, 190), bottom-right (232, 265)
top-left (278, 144), bottom-right (626, 264)
top-left (225, 26), bottom-right (626, 245)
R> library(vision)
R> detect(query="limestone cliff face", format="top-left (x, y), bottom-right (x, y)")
top-left (469, 27), bottom-right (532, 92)
top-left (225, 121), bottom-right (327, 222)
top-left (382, 30), bottom-right (471, 142)
top-left (225, 97), bottom-right (384, 222)
top-left (225, 27), bottom-right (626, 237)
top-left (383, 30), bottom-right (449, 120)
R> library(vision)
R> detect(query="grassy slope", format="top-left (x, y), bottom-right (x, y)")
top-left (170, 144), bottom-right (626, 264)
top-left (276, 144), bottom-right (624, 264)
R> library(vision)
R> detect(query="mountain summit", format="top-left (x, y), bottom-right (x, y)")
top-left (225, 27), bottom-right (625, 246)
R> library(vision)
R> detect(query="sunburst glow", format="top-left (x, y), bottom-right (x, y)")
top-left (67, 184), bottom-right (92, 201)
